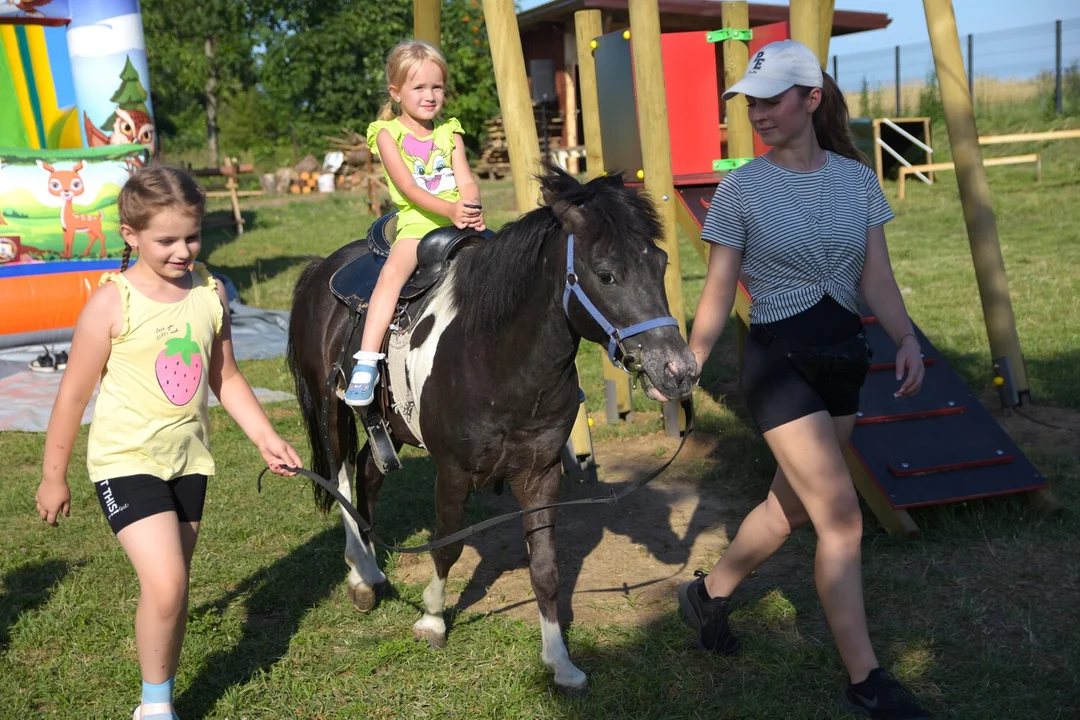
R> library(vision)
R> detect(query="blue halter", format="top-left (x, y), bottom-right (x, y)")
top-left (561, 233), bottom-right (680, 372)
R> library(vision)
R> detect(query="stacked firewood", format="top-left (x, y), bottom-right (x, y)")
top-left (474, 109), bottom-right (565, 179)
top-left (325, 127), bottom-right (383, 192)
top-left (288, 155), bottom-right (322, 194)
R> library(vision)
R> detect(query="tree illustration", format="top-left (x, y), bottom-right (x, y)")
top-left (100, 56), bottom-right (151, 130)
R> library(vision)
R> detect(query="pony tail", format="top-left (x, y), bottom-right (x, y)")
top-left (120, 243), bottom-right (132, 271)
top-left (811, 73), bottom-right (870, 166)
top-left (377, 100), bottom-right (396, 121)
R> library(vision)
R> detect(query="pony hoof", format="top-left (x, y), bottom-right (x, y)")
top-left (347, 584), bottom-right (378, 612)
top-left (412, 626), bottom-right (447, 649)
top-left (555, 678), bottom-right (590, 697)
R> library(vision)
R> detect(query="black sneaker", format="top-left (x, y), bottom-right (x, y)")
top-left (839, 667), bottom-right (931, 719)
top-left (676, 569), bottom-right (740, 654)
top-left (54, 350), bottom-right (68, 370)
top-left (29, 347), bottom-right (56, 373)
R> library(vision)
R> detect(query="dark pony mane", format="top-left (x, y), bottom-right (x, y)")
top-left (451, 166), bottom-right (663, 337)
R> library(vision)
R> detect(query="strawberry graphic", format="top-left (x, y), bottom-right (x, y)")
top-left (155, 323), bottom-right (203, 406)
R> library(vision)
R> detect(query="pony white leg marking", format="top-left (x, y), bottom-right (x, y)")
top-left (338, 464), bottom-right (385, 611)
top-left (413, 570), bottom-right (448, 646)
top-left (540, 613), bottom-right (587, 691)
top-left (406, 269), bottom-right (459, 425)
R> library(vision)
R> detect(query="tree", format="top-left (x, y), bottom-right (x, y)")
top-left (141, 0), bottom-right (255, 164)
top-left (101, 56), bottom-right (151, 131)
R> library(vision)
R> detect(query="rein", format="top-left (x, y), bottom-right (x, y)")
top-left (258, 397), bottom-right (693, 555)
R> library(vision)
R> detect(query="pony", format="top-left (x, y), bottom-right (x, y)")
top-left (286, 167), bottom-right (696, 692)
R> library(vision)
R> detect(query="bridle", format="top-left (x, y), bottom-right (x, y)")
top-left (561, 232), bottom-right (679, 375)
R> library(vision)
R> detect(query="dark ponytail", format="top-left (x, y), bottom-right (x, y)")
top-left (801, 73), bottom-right (869, 166)
top-left (120, 243), bottom-right (132, 271)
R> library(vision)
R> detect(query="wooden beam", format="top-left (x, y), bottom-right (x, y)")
top-left (818, 0), bottom-right (835, 68)
top-left (414, 0), bottom-right (441, 48)
top-left (979, 129), bottom-right (1080, 144)
top-left (897, 154), bottom-right (1041, 200)
top-left (575, 10), bottom-right (604, 178)
top-left (628, 0), bottom-right (686, 437)
top-left (844, 447), bottom-right (920, 537)
top-left (721, 2), bottom-right (753, 162)
top-left (789, 0), bottom-right (821, 64)
top-left (482, 0), bottom-right (542, 212)
top-left (922, 0), bottom-right (1029, 400)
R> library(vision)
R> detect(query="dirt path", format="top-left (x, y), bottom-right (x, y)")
top-left (393, 403), bottom-right (1079, 628)
top-left (393, 432), bottom-right (769, 626)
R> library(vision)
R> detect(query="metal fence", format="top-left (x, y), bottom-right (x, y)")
top-left (830, 18), bottom-right (1080, 118)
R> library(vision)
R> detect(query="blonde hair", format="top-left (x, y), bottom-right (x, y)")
top-left (117, 167), bottom-right (206, 271)
top-left (377, 40), bottom-right (450, 121)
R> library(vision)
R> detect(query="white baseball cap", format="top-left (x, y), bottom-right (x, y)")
top-left (722, 39), bottom-right (823, 101)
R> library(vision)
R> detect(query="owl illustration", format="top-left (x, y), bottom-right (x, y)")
top-left (85, 108), bottom-right (155, 148)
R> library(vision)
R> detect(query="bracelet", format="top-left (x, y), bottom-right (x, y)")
top-left (899, 333), bottom-right (918, 346)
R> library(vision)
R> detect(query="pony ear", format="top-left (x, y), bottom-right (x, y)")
top-left (548, 199), bottom-right (587, 236)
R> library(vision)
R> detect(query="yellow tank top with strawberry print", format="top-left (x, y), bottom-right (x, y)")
top-left (86, 263), bottom-right (224, 483)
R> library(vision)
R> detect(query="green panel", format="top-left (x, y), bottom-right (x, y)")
top-left (0, 47), bottom-right (31, 148)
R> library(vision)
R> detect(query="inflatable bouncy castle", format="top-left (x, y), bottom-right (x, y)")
top-left (1, 0), bottom-right (153, 348)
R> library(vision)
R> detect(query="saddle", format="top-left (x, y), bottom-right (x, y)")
top-left (326, 211), bottom-right (492, 473)
top-left (329, 210), bottom-right (492, 317)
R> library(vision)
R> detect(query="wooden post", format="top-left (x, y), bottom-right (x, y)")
top-left (922, 0), bottom-right (1029, 400)
top-left (575, 10), bottom-right (604, 180)
top-left (818, 0), bottom-right (835, 67)
top-left (414, 0), bottom-right (441, 47)
top-left (223, 156), bottom-right (244, 236)
top-left (482, 0), bottom-right (541, 212)
top-left (721, 2), bottom-right (753, 363)
top-left (576, 9), bottom-right (634, 424)
top-left (627, 0), bottom-right (685, 437)
top-left (721, 2), bottom-right (753, 162)
top-left (789, 0), bottom-right (820, 61)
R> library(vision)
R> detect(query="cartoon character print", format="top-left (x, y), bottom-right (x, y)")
top-left (401, 132), bottom-right (457, 195)
top-left (155, 323), bottom-right (203, 406)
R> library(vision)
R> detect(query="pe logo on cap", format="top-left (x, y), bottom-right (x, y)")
top-left (752, 51), bottom-right (765, 70)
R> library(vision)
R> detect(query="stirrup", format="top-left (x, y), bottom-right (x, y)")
top-left (345, 362), bottom-right (379, 406)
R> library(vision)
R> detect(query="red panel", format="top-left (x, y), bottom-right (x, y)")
top-left (889, 455), bottom-right (1015, 477)
top-left (661, 32), bottom-right (721, 177)
top-left (746, 21), bottom-right (791, 157)
top-left (856, 407), bottom-right (966, 425)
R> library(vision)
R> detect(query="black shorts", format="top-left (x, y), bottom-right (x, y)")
top-left (94, 474), bottom-right (207, 535)
top-left (741, 296), bottom-right (867, 434)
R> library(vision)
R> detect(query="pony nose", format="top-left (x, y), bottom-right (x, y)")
top-left (665, 358), bottom-right (693, 382)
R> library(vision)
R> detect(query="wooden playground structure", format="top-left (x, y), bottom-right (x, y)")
top-left (413, 0), bottom-right (1060, 534)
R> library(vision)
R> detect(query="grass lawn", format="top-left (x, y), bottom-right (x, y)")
top-left (2, 129), bottom-right (1078, 719)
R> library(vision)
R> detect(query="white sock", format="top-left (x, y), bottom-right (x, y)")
top-left (351, 350), bottom-right (385, 364)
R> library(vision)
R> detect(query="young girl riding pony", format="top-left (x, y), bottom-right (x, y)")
top-left (35, 167), bottom-right (301, 720)
top-left (345, 40), bottom-right (485, 406)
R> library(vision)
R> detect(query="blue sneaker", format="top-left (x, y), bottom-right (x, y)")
top-left (345, 361), bottom-right (379, 406)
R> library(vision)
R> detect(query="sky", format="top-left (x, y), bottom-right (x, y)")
top-left (516, 0), bottom-right (1078, 55)
top-left (821, 0), bottom-right (1077, 55)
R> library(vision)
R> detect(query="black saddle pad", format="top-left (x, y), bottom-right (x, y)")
top-left (329, 250), bottom-right (386, 313)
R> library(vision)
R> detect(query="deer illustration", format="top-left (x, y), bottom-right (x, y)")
top-left (36, 160), bottom-right (106, 259)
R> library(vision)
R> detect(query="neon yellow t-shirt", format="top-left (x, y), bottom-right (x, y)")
top-left (86, 263), bottom-right (224, 483)
top-left (366, 117), bottom-right (464, 240)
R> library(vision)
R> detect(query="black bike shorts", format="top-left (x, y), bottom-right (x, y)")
top-left (741, 295), bottom-right (865, 434)
top-left (94, 473), bottom-right (208, 535)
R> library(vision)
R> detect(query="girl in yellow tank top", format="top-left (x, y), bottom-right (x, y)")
top-left (34, 168), bottom-right (302, 720)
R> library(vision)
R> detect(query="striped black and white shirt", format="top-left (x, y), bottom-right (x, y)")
top-left (701, 152), bottom-right (894, 324)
